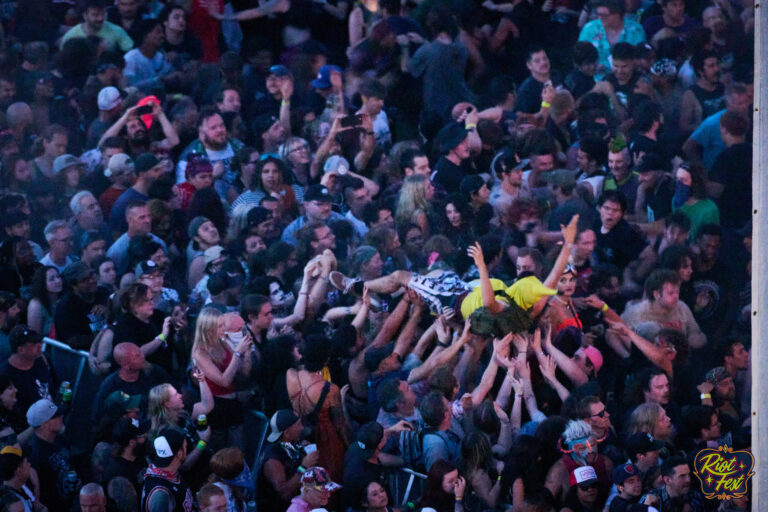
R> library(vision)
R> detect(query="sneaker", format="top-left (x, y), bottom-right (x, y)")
top-left (329, 271), bottom-right (361, 295)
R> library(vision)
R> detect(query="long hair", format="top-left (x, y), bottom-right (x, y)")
top-left (228, 203), bottom-right (253, 241)
top-left (625, 403), bottom-right (664, 439)
top-left (461, 431), bottom-right (493, 475)
top-left (192, 307), bottom-right (224, 363)
top-left (254, 156), bottom-right (289, 191)
top-left (29, 265), bottom-right (58, 314)
top-left (418, 459), bottom-right (458, 511)
top-left (395, 175), bottom-right (430, 226)
top-left (148, 383), bottom-right (177, 434)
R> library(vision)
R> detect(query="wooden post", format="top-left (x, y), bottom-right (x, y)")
top-left (754, 0), bottom-right (766, 507)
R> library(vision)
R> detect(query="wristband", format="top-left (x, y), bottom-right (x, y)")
top-left (455, 497), bottom-right (463, 501)
top-left (497, 475), bottom-right (502, 481)
top-left (157, 333), bottom-right (167, 342)
top-left (197, 440), bottom-right (207, 450)
top-left (541, 101), bottom-right (551, 108)
top-left (298, 466), bottom-right (306, 473)
top-left (601, 303), bottom-right (609, 312)
top-left (281, 99), bottom-right (290, 107)
top-left (437, 340), bottom-right (450, 348)
top-left (700, 393), bottom-right (712, 400)
top-left (465, 123), bottom-right (476, 130)
top-left (234, 351), bottom-right (243, 358)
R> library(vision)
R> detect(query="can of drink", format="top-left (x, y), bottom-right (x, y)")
top-left (197, 414), bottom-right (208, 430)
top-left (60, 382), bottom-right (72, 403)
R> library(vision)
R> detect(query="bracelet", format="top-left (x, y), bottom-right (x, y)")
top-left (465, 123), bottom-right (476, 130)
top-left (298, 466), bottom-right (306, 473)
top-left (196, 440), bottom-right (207, 450)
top-left (455, 497), bottom-right (463, 501)
top-left (157, 333), bottom-right (167, 342)
top-left (515, 393), bottom-right (523, 398)
top-left (541, 101), bottom-right (551, 108)
top-left (497, 475), bottom-right (502, 481)
top-left (345, 306), bottom-right (352, 315)
top-left (601, 303), bottom-right (609, 312)
top-left (700, 393), bottom-right (712, 400)
top-left (437, 340), bottom-right (450, 348)
top-left (234, 351), bottom-right (243, 358)
top-left (518, 350), bottom-right (527, 354)
top-left (281, 99), bottom-right (290, 107)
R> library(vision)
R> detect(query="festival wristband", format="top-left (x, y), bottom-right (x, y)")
top-left (541, 101), bottom-right (551, 108)
top-left (197, 440), bottom-right (207, 450)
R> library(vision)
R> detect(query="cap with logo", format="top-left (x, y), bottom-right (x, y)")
top-left (304, 185), bottom-right (332, 203)
top-left (323, 155), bottom-right (349, 175)
top-left (301, 466), bottom-right (341, 491)
top-left (612, 462), bottom-right (639, 485)
top-left (151, 427), bottom-right (186, 466)
top-left (26, 398), bottom-right (62, 428)
top-left (269, 64), bottom-right (292, 78)
top-left (267, 409), bottom-right (301, 442)
top-left (310, 65), bottom-right (343, 89)
top-left (625, 432), bottom-right (664, 458)
top-left (105, 153), bottom-right (134, 177)
top-left (135, 259), bottom-right (161, 278)
top-left (105, 390), bottom-right (142, 417)
top-left (569, 465), bottom-right (599, 487)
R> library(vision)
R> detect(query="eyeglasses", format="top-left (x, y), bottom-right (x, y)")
top-left (590, 408), bottom-right (607, 418)
top-left (288, 145), bottom-right (310, 154)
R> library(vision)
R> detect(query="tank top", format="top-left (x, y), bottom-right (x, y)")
top-left (205, 349), bottom-right (236, 396)
top-left (141, 467), bottom-right (194, 512)
top-left (689, 83), bottom-right (725, 119)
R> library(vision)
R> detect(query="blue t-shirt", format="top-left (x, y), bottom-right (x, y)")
top-left (690, 109), bottom-right (726, 170)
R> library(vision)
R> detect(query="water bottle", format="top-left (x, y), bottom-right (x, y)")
top-left (60, 382), bottom-right (72, 403)
top-left (246, 500), bottom-right (258, 512)
top-left (196, 414), bottom-right (208, 431)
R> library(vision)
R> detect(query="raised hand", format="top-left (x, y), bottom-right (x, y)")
top-left (560, 214), bottom-right (579, 245)
top-left (539, 354), bottom-right (558, 382)
top-left (467, 242), bottom-right (486, 270)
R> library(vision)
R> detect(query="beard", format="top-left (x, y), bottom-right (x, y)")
top-left (203, 133), bottom-right (227, 151)
top-left (130, 130), bottom-right (149, 147)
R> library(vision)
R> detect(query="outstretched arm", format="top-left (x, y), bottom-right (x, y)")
top-left (543, 215), bottom-right (578, 289)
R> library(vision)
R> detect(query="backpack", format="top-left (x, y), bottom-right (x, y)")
top-left (398, 426), bottom-right (452, 470)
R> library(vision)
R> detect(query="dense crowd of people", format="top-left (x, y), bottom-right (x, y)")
top-left (0, 0), bottom-right (755, 510)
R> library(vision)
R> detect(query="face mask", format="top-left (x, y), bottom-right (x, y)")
top-left (672, 180), bottom-right (691, 208)
top-left (567, 436), bottom-right (595, 465)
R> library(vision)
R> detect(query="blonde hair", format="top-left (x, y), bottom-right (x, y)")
top-left (148, 383), bottom-right (177, 434)
top-left (192, 307), bottom-right (224, 363)
top-left (395, 175), bottom-right (430, 225)
top-left (626, 403), bottom-right (664, 439)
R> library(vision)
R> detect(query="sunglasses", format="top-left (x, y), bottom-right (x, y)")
top-left (578, 482), bottom-right (598, 491)
top-left (590, 408), bottom-right (607, 418)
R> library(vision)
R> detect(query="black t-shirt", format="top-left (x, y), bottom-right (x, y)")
top-left (515, 71), bottom-right (563, 114)
top-left (0, 357), bottom-right (56, 416)
top-left (112, 311), bottom-right (173, 372)
top-left (606, 71), bottom-right (640, 107)
top-left (162, 33), bottom-right (204, 64)
top-left (92, 365), bottom-right (176, 423)
top-left (342, 446), bottom-right (386, 508)
top-left (432, 157), bottom-right (467, 194)
top-left (258, 442), bottom-right (302, 512)
top-left (689, 83), bottom-right (725, 119)
top-left (642, 175), bottom-right (675, 222)
top-left (23, 434), bottom-right (78, 509)
top-left (105, 455), bottom-right (146, 493)
top-left (609, 495), bottom-right (637, 512)
top-left (565, 68), bottom-right (596, 100)
top-left (53, 288), bottom-right (110, 348)
top-left (629, 135), bottom-right (659, 162)
top-left (594, 219), bottom-right (648, 269)
top-left (709, 142), bottom-right (752, 228)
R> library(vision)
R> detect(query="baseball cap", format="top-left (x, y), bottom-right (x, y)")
top-left (706, 366), bottom-right (730, 386)
top-left (582, 346), bottom-right (603, 374)
top-left (612, 462), bottom-right (640, 485)
top-left (354, 422), bottom-right (384, 456)
top-left (252, 114), bottom-right (279, 137)
top-left (301, 466), bottom-right (341, 491)
top-left (304, 184), bottom-right (332, 203)
top-left (246, 207), bottom-right (272, 228)
top-left (207, 270), bottom-right (244, 295)
top-left (61, 261), bottom-right (95, 286)
top-left (134, 153), bottom-right (160, 175)
top-left (460, 175), bottom-right (486, 196)
top-left (634, 153), bottom-right (666, 174)
top-left (135, 259), bottom-right (161, 278)
top-left (53, 154), bottom-right (84, 174)
top-left (112, 417), bottom-right (142, 445)
top-left (105, 153), bottom-right (134, 178)
top-left (204, 245), bottom-right (226, 266)
top-left (26, 398), bottom-right (62, 428)
top-left (105, 390), bottom-right (142, 417)
top-left (9, 325), bottom-right (42, 353)
top-left (136, 95), bottom-right (160, 129)
top-left (267, 409), bottom-right (300, 442)
top-left (364, 341), bottom-right (395, 373)
top-left (187, 216), bottom-right (210, 239)
top-left (151, 427), bottom-right (186, 466)
top-left (569, 465), bottom-right (598, 487)
top-left (0, 446), bottom-right (23, 481)
top-left (542, 169), bottom-right (577, 188)
top-left (437, 122), bottom-right (469, 153)
top-left (310, 65), bottom-right (343, 89)
top-left (323, 155), bottom-right (350, 175)
top-left (269, 64), bottom-right (292, 78)
top-left (625, 432), bottom-right (664, 458)
top-left (98, 86), bottom-right (122, 111)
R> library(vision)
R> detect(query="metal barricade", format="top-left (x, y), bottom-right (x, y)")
top-left (42, 337), bottom-right (103, 455)
top-left (387, 467), bottom-right (427, 506)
